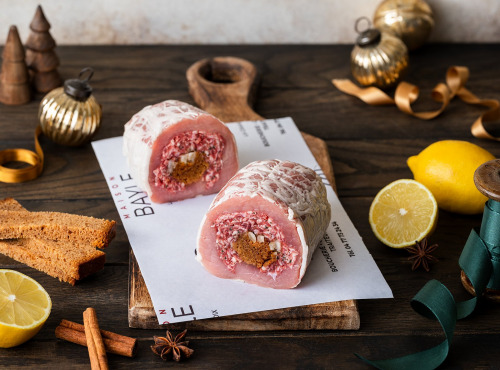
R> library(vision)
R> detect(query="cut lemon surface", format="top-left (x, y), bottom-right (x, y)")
top-left (369, 179), bottom-right (438, 248)
top-left (0, 269), bottom-right (51, 348)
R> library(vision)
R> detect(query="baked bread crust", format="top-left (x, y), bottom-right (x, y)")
top-left (0, 198), bottom-right (113, 284)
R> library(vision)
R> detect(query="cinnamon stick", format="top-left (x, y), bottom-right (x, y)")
top-left (55, 319), bottom-right (137, 357)
top-left (83, 308), bottom-right (109, 370)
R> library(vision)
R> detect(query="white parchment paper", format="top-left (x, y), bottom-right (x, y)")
top-left (92, 117), bottom-right (392, 324)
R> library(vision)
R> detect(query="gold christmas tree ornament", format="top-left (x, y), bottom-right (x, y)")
top-left (38, 68), bottom-right (102, 146)
top-left (374, 0), bottom-right (434, 51)
top-left (350, 17), bottom-right (408, 89)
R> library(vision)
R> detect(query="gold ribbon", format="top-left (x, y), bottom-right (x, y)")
top-left (332, 66), bottom-right (500, 141)
top-left (0, 125), bottom-right (44, 183)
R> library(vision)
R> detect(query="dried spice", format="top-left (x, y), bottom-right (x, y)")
top-left (406, 238), bottom-right (438, 272)
top-left (151, 329), bottom-right (194, 362)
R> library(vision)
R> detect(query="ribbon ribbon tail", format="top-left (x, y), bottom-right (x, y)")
top-left (457, 231), bottom-right (487, 319)
top-left (355, 280), bottom-right (456, 370)
top-left (35, 125), bottom-right (44, 176)
top-left (332, 79), bottom-right (395, 106)
top-left (333, 66), bottom-right (500, 142)
top-left (470, 102), bottom-right (500, 141)
top-left (394, 82), bottom-right (451, 120)
top-left (355, 341), bottom-right (449, 370)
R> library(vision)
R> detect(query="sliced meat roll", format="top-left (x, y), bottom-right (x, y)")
top-left (123, 100), bottom-right (238, 203)
top-left (197, 159), bottom-right (331, 289)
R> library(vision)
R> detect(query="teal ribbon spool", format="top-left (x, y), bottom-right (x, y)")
top-left (357, 199), bottom-right (500, 369)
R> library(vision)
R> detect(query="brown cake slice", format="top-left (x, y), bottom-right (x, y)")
top-left (0, 197), bottom-right (25, 211)
top-left (0, 198), bottom-right (111, 284)
top-left (0, 209), bottom-right (116, 248)
top-left (0, 238), bottom-right (105, 285)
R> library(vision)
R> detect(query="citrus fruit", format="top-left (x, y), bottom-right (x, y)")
top-left (0, 269), bottom-right (51, 348)
top-left (369, 179), bottom-right (438, 248)
top-left (407, 140), bottom-right (495, 215)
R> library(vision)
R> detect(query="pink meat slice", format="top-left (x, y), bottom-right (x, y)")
top-left (123, 100), bottom-right (238, 203)
top-left (196, 159), bottom-right (331, 289)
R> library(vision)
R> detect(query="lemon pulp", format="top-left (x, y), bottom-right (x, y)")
top-left (0, 269), bottom-right (51, 348)
top-left (369, 179), bottom-right (438, 248)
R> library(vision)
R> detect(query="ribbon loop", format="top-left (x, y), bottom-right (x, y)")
top-left (0, 125), bottom-right (44, 183)
top-left (356, 280), bottom-right (457, 370)
top-left (358, 200), bottom-right (500, 368)
top-left (332, 66), bottom-right (500, 141)
top-left (479, 201), bottom-right (500, 250)
top-left (446, 66), bottom-right (469, 96)
top-left (332, 79), bottom-right (395, 106)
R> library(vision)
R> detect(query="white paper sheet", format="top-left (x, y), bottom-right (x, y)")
top-left (92, 117), bottom-right (392, 324)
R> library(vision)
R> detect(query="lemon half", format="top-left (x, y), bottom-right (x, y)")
top-left (0, 269), bottom-right (52, 348)
top-left (369, 179), bottom-right (438, 248)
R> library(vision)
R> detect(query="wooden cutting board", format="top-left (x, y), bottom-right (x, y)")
top-left (128, 57), bottom-right (360, 330)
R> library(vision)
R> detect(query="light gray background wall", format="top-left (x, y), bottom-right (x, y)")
top-left (1, 0), bottom-right (499, 45)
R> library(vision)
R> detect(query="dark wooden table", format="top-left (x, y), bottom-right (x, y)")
top-left (1, 44), bottom-right (500, 369)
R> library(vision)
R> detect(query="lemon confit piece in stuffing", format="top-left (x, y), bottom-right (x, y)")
top-left (0, 269), bottom-right (51, 348)
top-left (369, 179), bottom-right (438, 248)
top-left (407, 140), bottom-right (495, 215)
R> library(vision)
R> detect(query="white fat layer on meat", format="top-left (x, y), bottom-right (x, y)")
top-left (207, 159), bottom-right (331, 281)
top-left (122, 100), bottom-right (206, 197)
top-left (196, 213), bottom-right (208, 263)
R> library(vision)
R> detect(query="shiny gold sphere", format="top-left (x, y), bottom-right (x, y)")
top-left (351, 31), bottom-right (409, 88)
top-left (39, 87), bottom-right (102, 146)
top-left (374, 0), bottom-right (434, 51)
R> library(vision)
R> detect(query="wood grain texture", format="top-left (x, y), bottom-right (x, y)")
top-left (1, 44), bottom-right (500, 368)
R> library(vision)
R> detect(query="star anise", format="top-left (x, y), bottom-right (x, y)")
top-left (151, 329), bottom-right (194, 362)
top-left (406, 238), bottom-right (439, 272)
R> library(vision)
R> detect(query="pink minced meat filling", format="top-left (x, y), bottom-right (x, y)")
top-left (153, 131), bottom-right (225, 192)
top-left (213, 211), bottom-right (299, 275)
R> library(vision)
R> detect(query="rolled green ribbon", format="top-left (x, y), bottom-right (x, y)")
top-left (357, 199), bottom-right (500, 369)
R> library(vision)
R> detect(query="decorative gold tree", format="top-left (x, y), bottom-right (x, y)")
top-left (0, 26), bottom-right (31, 105)
top-left (25, 5), bottom-right (62, 93)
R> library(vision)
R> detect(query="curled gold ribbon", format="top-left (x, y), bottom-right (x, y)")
top-left (0, 125), bottom-right (44, 183)
top-left (332, 66), bottom-right (500, 141)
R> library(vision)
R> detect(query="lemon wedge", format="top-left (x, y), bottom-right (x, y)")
top-left (0, 269), bottom-right (51, 348)
top-left (369, 179), bottom-right (438, 248)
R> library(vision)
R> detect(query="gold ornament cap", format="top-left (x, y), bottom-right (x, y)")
top-left (355, 17), bottom-right (381, 47)
top-left (64, 67), bottom-right (94, 101)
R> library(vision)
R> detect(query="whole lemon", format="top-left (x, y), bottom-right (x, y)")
top-left (407, 140), bottom-right (495, 215)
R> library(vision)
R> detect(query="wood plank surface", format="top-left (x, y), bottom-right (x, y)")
top-left (1, 44), bottom-right (500, 368)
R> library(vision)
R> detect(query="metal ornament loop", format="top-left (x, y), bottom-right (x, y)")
top-left (78, 67), bottom-right (94, 82)
top-left (354, 17), bottom-right (372, 34)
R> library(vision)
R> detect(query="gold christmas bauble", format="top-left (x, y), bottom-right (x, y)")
top-left (39, 68), bottom-right (102, 146)
top-left (374, 0), bottom-right (434, 51)
top-left (351, 19), bottom-right (409, 88)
